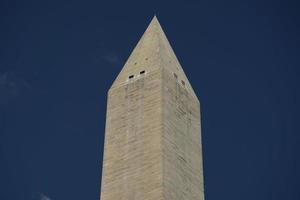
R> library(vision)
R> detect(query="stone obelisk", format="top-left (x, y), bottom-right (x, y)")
top-left (100, 16), bottom-right (204, 200)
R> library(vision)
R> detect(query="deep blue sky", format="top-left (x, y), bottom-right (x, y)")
top-left (0, 0), bottom-right (299, 200)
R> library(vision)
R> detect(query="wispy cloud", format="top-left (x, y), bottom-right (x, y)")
top-left (0, 71), bottom-right (32, 106)
top-left (101, 52), bottom-right (120, 65)
top-left (40, 193), bottom-right (51, 200)
top-left (90, 47), bottom-right (122, 66)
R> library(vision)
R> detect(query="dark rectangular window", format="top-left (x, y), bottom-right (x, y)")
top-left (140, 70), bottom-right (145, 74)
top-left (129, 75), bottom-right (134, 79)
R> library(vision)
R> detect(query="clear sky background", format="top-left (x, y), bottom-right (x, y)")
top-left (0, 0), bottom-right (299, 200)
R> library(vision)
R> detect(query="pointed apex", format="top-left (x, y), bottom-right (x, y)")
top-left (152, 14), bottom-right (158, 22)
top-left (145, 15), bottom-right (163, 33)
top-left (110, 17), bottom-right (198, 100)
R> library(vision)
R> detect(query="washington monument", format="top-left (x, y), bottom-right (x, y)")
top-left (100, 16), bottom-right (204, 200)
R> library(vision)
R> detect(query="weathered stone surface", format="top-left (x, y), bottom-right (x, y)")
top-left (100, 16), bottom-right (204, 200)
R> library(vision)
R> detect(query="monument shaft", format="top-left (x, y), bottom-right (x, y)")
top-left (100, 16), bottom-right (204, 200)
